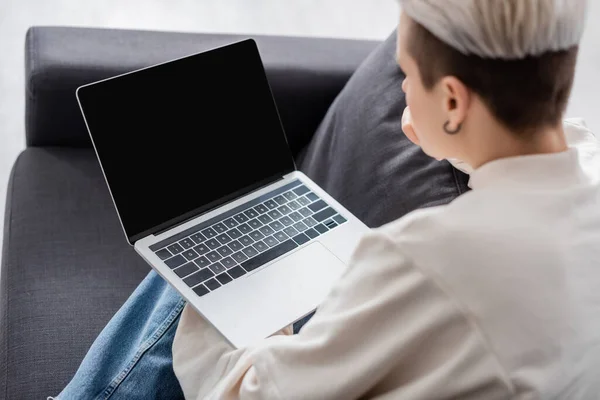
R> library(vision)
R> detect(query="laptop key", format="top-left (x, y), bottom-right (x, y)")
top-left (179, 238), bottom-right (195, 249)
top-left (213, 223), bottom-right (227, 234)
top-left (253, 241), bottom-right (268, 252)
top-left (298, 207), bottom-right (312, 218)
top-left (308, 200), bottom-right (327, 213)
top-left (289, 212), bottom-right (303, 222)
top-left (228, 266), bottom-right (247, 279)
top-left (205, 278), bottom-right (221, 291)
top-left (274, 231), bottom-right (289, 242)
top-left (165, 254), bottom-right (186, 269)
top-left (227, 228), bottom-right (242, 239)
top-left (305, 228), bottom-right (319, 239)
top-left (223, 218), bottom-right (238, 229)
top-left (288, 201), bottom-right (301, 211)
top-left (292, 233), bottom-right (310, 246)
top-left (217, 246), bottom-right (233, 257)
top-left (241, 239), bottom-right (298, 272)
top-left (264, 199), bottom-right (278, 209)
top-left (284, 227), bottom-right (299, 237)
top-left (201, 227), bottom-right (217, 238)
top-left (283, 192), bottom-right (297, 201)
top-left (206, 238), bottom-right (220, 250)
top-left (313, 207), bottom-right (337, 222)
top-left (333, 215), bottom-right (347, 225)
top-left (239, 235), bottom-right (254, 247)
top-left (297, 197), bottom-right (311, 207)
top-left (183, 249), bottom-right (199, 261)
top-left (234, 213), bottom-right (249, 223)
top-left (277, 205), bottom-right (292, 215)
top-left (221, 257), bottom-right (236, 269)
top-left (216, 272), bottom-right (233, 285)
top-left (216, 233), bottom-right (232, 245)
top-left (195, 256), bottom-right (210, 268)
top-left (193, 284), bottom-right (210, 297)
top-left (280, 216), bottom-right (294, 226)
top-left (258, 214), bottom-right (273, 224)
top-left (209, 262), bottom-right (227, 275)
top-left (249, 231), bottom-right (265, 241)
top-left (264, 236), bottom-right (279, 247)
top-left (206, 251), bottom-right (222, 263)
top-left (306, 192), bottom-right (319, 202)
top-left (190, 232), bottom-right (206, 244)
top-left (232, 251), bottom-right (249, 263)
top-left (293, 221), bottom-right (308, 232)
top-left (167, 243), bottom-right (184, 255)
top-left (293, 185), bottom-right (310, 196)
top-left (269, 220), bottom-right (284, 231)
top-left (174, 262), bottom-right (199, 278)
top-left (303, 217), bottom-right (317, 227)
top-left (254, 204), bottom-right (269, 214)
top-left (242, 246), bottom-right (259, 258)
top-left (315, 224), bottom-right (329, 234)
top-left (267, 210), bottom-right (283, 220)
top-left (184, 268), bottom-right (214, 287)
top-left (228, 240), bottom-right (243, 252)
top-left (217, 245), bottom-right (233, 257)
top-left (325, 220), bottom-right (338, 229)
top-left (155, 249), bottom-right (171, 260)
top-left (244, 209), bottom-right (259, 219)
top-left (248, 219), bottom-right (262, 229)
top-left (273, 195), bottom-right (286, 205)
top-left (238, 223), bottom-right (252, 234)
top-left (193, 243), bottom-right (210, 255)
top-left (259, 226), bottom-right (275, 236)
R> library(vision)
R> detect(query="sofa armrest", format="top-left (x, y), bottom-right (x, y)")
top-left (25, 26), bottom-right (379, 156)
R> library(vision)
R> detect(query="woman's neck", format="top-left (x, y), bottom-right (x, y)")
top-left (466, 122), bottom-right (569, 170)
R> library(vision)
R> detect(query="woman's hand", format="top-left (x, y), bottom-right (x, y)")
top-left (401, 107), bottom-right (420, 146)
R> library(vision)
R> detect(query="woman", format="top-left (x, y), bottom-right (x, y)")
top-left (56, 0), bottom-right (599, 398)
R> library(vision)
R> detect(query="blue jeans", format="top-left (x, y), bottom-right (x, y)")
top-left (53, 270), bottom-right (312, 399)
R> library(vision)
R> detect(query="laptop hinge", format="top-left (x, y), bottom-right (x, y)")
top-left (152, 175), bottom-right (286, 238)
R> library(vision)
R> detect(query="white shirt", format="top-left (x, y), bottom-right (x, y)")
top-left (172, 119), bottom-right (600, 399)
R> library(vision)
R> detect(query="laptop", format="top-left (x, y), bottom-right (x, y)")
top-left (76, 39), bottom-right (369, 348)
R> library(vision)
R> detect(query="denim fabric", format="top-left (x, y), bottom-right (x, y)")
top-left (53, 270), bottom-right (313, 399)
top-left (52, 271), bottom-right (186, 400)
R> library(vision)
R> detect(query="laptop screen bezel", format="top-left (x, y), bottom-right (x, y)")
top-left (76, 39), bottom-right (297, 245)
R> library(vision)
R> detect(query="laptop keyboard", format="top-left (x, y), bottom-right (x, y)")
top-left (150, 180), bottom-right (347, 297)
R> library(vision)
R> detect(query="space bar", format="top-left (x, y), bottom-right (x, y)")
top-left (241, 240), bottom-right (298, 272)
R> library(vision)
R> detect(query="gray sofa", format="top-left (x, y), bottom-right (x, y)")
top-left (0, 27), bottom-right (379, 399)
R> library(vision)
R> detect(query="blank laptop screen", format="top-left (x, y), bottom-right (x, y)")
top-left (77, 40), bottom-right (295, 242)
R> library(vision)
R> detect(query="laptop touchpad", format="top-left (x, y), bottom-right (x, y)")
top-left (203, 241), bottom-right (347, 348)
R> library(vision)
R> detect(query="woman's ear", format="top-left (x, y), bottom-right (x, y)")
top-left (439, 76), bottom-right (470, 132)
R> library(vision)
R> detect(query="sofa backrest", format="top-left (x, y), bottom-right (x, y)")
top-left (25, 26), bottom-right (379, 157)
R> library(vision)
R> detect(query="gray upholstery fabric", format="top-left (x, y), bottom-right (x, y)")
top-left (1, 148), bottom-right (151, 399)
top-left (299, 32), bottom-right (470, 227)
top-left (25, 27), bottom-right (378, 156)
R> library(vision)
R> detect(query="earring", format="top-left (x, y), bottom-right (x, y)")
top-left (443, 121), bottom-right (462, 134)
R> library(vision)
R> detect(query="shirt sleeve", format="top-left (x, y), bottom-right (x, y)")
top-left (172, 231), bottom-right (513, 400)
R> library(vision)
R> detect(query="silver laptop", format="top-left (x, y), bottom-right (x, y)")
top-left (76, 39), bottom-right (369, 348)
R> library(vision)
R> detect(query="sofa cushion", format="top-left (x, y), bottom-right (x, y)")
top-left (25, 27), bottom-right (377, 155)
top-left (299, 31), bottom-right (470, 227)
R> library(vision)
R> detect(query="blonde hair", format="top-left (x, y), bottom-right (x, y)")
top-left (399, 0), bottom-right (587, 59)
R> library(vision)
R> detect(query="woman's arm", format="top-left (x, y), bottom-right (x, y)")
top-left (172, 229), bottom-right (513, 399)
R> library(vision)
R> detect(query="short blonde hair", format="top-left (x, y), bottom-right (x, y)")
top-left (399, 0), bottom-right (587, 59)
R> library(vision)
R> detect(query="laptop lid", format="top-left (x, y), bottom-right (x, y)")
top-left (76, 39), bottom-right (296, 244)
